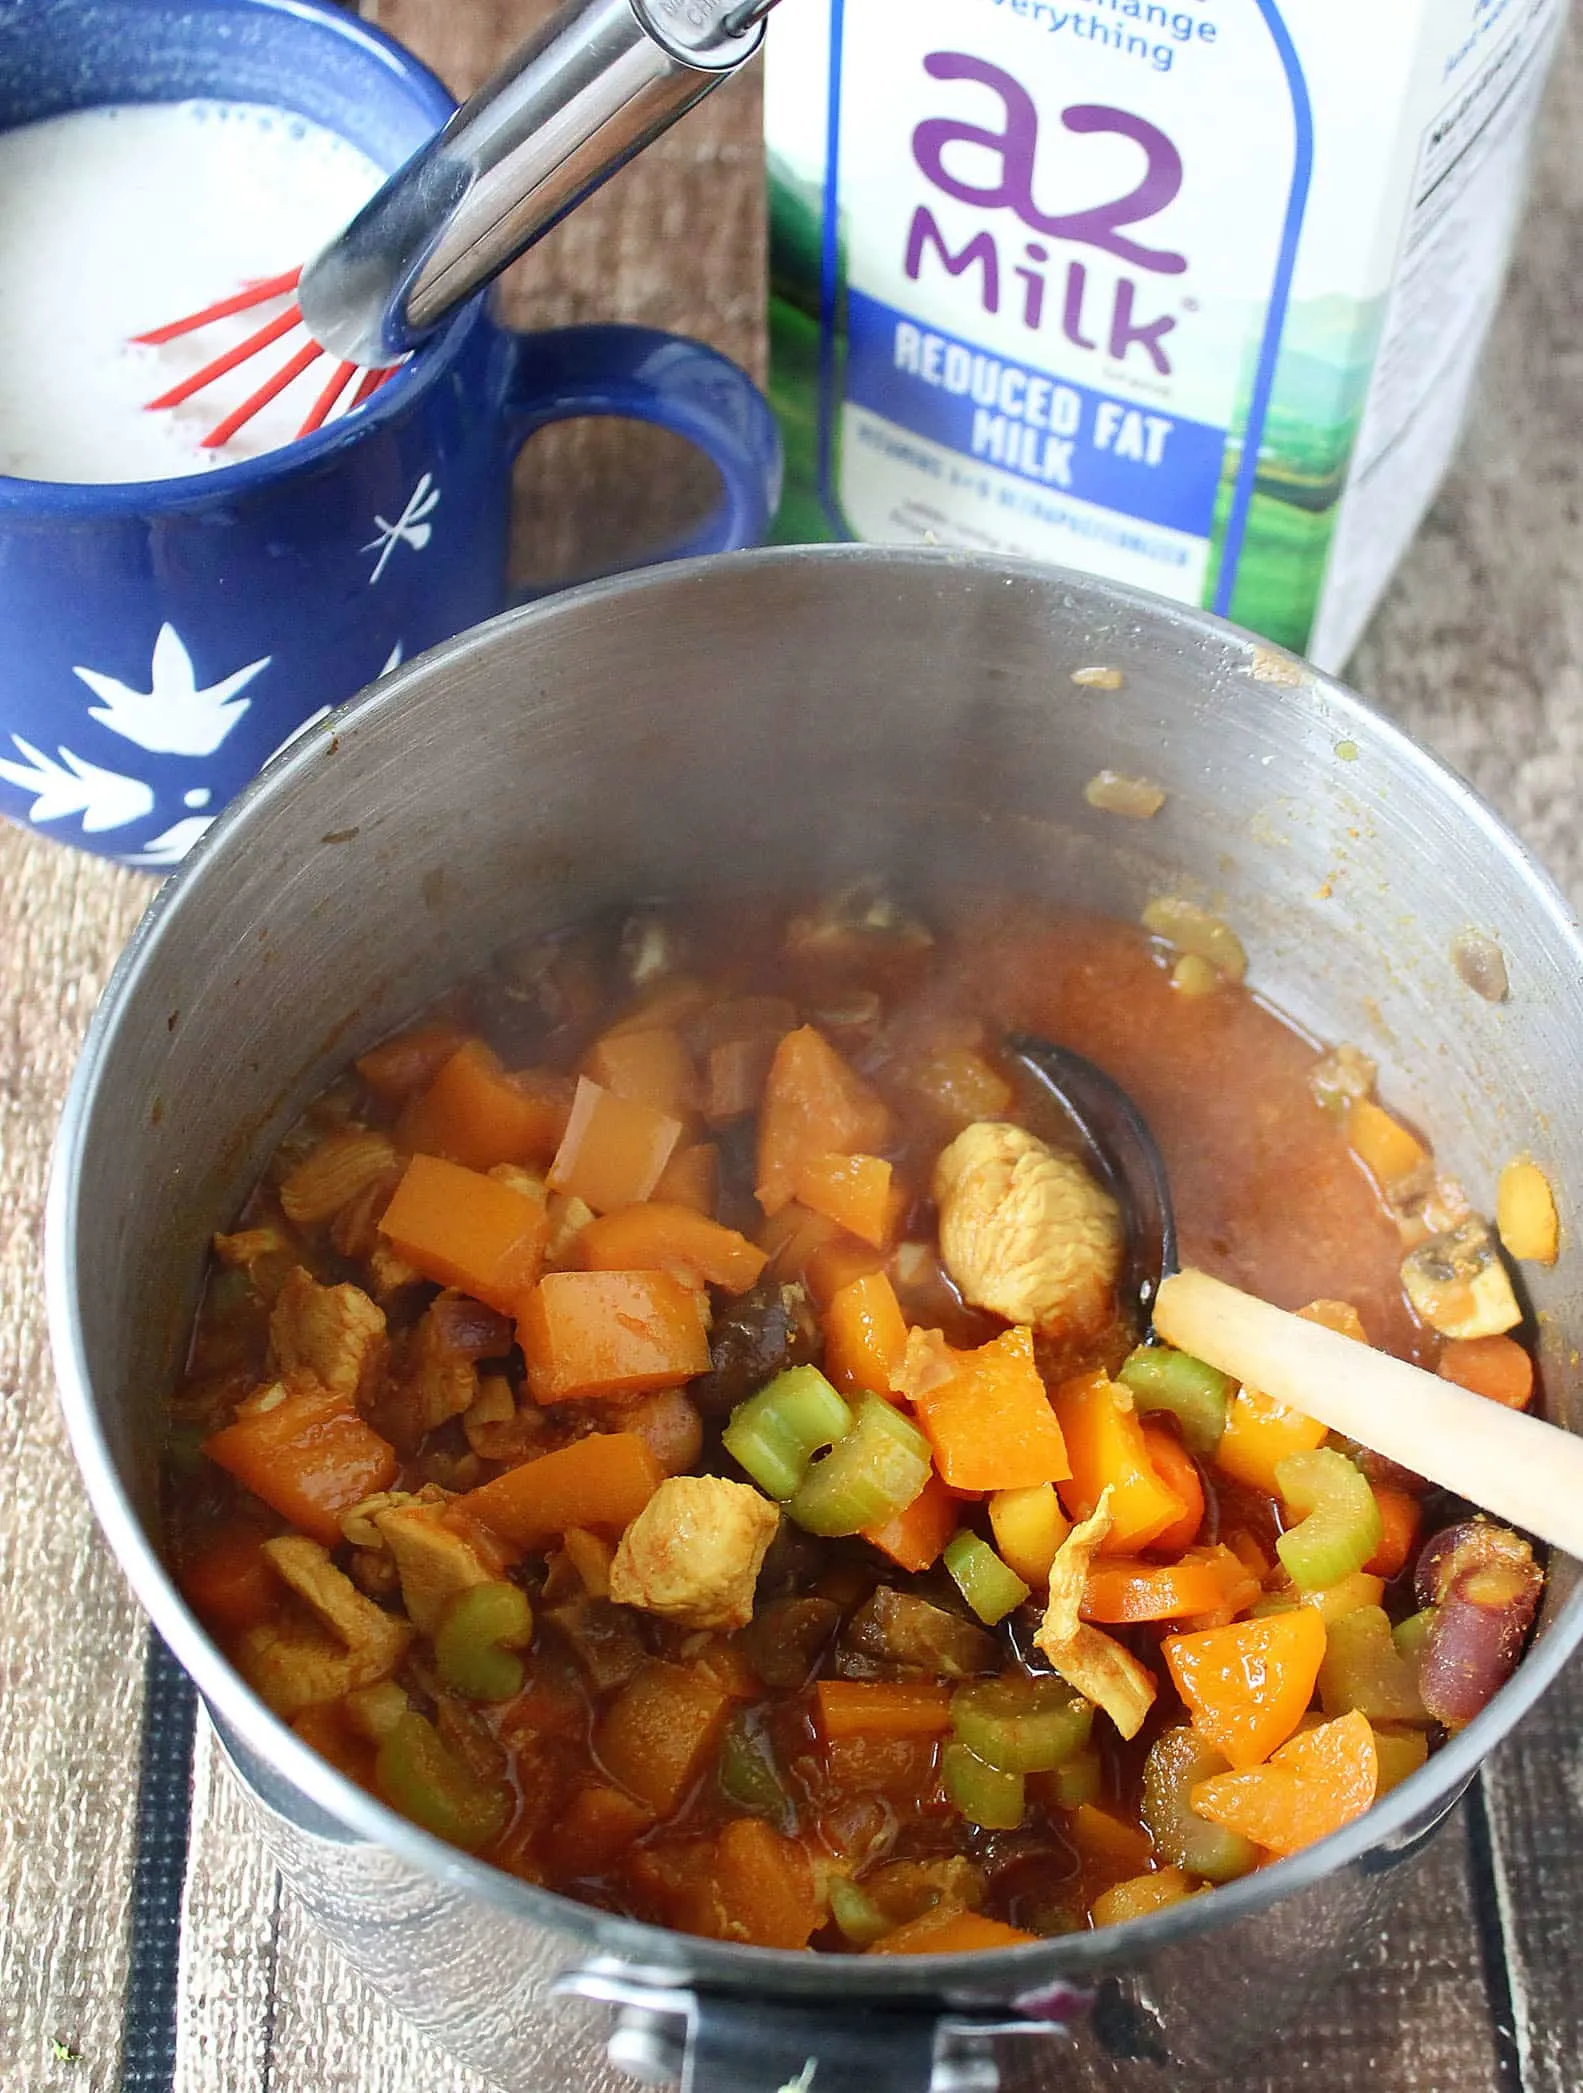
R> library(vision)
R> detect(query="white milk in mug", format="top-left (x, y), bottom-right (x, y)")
top-left (764, 0), bottom-right (1565, 665)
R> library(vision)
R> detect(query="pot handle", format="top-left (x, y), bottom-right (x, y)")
top-left (556, 1970), bottom-right (1083, 2092)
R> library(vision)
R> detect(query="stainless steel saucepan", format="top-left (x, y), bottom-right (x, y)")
top-left (47, 546), bottom-right (1583, 2093)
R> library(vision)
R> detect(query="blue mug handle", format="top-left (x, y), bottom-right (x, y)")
top-left (501, 324), bottom-right (783, 597)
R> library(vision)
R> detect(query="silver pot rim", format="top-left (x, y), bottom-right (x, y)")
top-left (46, 541), bottom-right (1583, 1997)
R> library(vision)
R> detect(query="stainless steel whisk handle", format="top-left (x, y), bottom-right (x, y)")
top-left (299, 0), bottom-right (778, 368)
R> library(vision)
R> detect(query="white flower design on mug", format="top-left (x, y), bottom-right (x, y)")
top-left (73, 623), bottom-right (270, 757)
top-left (365, 472), bottom-right (441, 584)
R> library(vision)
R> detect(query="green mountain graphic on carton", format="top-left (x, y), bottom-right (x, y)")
top-left (1224, 293), bottom-right (1387, 511)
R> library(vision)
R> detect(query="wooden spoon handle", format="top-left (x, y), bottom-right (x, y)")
top-left (1154, 1267), bottom-right (1583, 1561)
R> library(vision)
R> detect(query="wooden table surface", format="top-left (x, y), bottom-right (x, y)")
top-left (4, 4), bottom-right (1583, 2090)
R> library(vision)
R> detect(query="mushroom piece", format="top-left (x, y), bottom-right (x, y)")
top-left (1400, 1217), bottom-right (1521, 1339)
top-left (932, 1122), bottom-right (1123, 1340)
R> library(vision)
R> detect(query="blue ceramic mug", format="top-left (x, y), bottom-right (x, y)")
top-left (0, 0), bottom-right (781, 869)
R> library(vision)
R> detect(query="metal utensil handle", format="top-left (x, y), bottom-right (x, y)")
top-left (299, 0), bottom-right (775, 367)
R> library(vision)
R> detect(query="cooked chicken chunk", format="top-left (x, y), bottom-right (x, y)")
top-left (608, 1475), bottom-right (780, 1631)
top-left (371, 1503), bottom-right (498, 1634)
top-left (932, 1122), bottom-right (1122, 1338)
top-left (236, 1536), bottom-right (411, 1716)
top-left (269, 1267), bottom-right (386, 1406)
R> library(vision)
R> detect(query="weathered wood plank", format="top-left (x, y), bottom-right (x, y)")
top-left (0, 829), bottom-right (154, 2093)
top-left (1476, 1656), bottom-right (1583, 2093)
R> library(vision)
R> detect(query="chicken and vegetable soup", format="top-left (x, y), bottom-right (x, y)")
top-left (164, 891), bottom-right (1551, 1951)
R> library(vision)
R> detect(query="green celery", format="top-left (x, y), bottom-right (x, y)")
top-left (1273, 1448), bottom-right (1383, 1590)
top-left (1393, 1607), bottom-right (1437, 1659)
top-left (1317, 1604), bottom-right (1426, 1723)
top-left (950, 1675), bottom-right (1092, 1772)
top-left (434, 1581), bottom-right (534, 1702)
top-left (374, 1712), bottom-right (509, 1852)
top-left (786, 1392), bottom-right (931, 1536)
top-left (717, 1715), bottom-right (794, 1831)
top-left (723, 1365), bottom-right (853, 1500)
top-left (1042, 1746), bottom-right (1102, 1810)
top-left (1141, 1728), bottom-right (1257, 1882)
top-left (1119, 1345), bottom-right (1231, 1455)
top-left (943, 1741), bottom-right (1025, 1830)
top-left (942, 1530), bottom-right (1030, 1625)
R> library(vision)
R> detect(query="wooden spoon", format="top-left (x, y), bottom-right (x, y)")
top-left (1007, 1033), bottom-right (1583, 1560)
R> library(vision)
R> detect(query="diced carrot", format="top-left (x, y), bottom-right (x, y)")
top-left (1437, 1334), bottom-right (1535, 1411)
top-left (518, 1269), bottom-right (711, 1403)
top-left (913, 1327), bottom-right (1071, 1492)
top-left (396, 1039), bottom-right (571, 1170)
top-left (549, 1076), bottom-right (684, 1214)
top-left (378, 1152), bottom-right (548, 1312)
top-left (450, 1430), bottom-right (664, 1549)
top-left (574, 1202), bottom-right (767, 1293)
top-left (593, 1660), bottom-right (733, 1814)
top-left (356, 1019), bottom-right (470, 1104)
top-left (1082, 1554), bottom-right (1234, 1624)
top-left (1052, 1371), bottom-right (1184, 1554)
top-left (815, 1679), bottom-right (953, 1739)
top-left (1090, 1868), bottom-right (1198, 1929)
top-left (584, 1025), bottom-right (697, 1119)
top-left (204, 1383), bottom-right (397, 1548)
top-left (1215, 1385), bottom-right (1328, 1496)
top-left (705, 1035), bottom-right (779, 1125)
top-left (1346, 1097), bottom-right (1429, 1200)
top-left (546, 1784), bottom-right (655, 1877)
top-left (824, 1271), bottom-right (909, 1397)
top-left (1190, 1709), bottom-right (1378, 1858)
top-left (793, 1151), bottom-right (895, 1248)
top-left (1163, 1607), bottom-right (1327, 1770)
top-left (988, 1483), bottom-right (1070, 1588)
top-left (863, 1474), bottom-right (959, 1573)
top-left (870, 1910), bottom-right (1038, 1955)
top-left (654, 1141), bottom-right (718, 1215)
top-left (1071, 1804), bottom-right (1153, 1871)
top-left (1140, 1424), bottom-right (1204, 1555)
top-left (1362, 1486), bottom-right (1420, 1581)
top-left (756, 1026), bottom-right (894, 1216)
top-left (179, 1529), bottom-right (280, 1635)
top-left (703, 1818), bottom-right (821, 1949)
top-left (804, 1232), bottom-right (888, 1308)
top-left (756, 1200), bottom-right (846, 1284)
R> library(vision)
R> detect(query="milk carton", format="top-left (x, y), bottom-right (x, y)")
top-left (764, 0), bottom-right (1565, 667)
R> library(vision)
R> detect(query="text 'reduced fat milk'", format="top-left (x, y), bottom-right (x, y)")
top-left (765, 0), bottom-right (1564, 668)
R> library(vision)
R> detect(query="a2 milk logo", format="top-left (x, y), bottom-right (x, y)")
top-left (839, 44), bottom-right (1227, 552)
top-left (906, 53), bottom-right (1187, 376)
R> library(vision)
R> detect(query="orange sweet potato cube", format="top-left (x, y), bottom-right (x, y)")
top-left (548, 1076), bottom-right (684, 1214)
top-left (518, 1268), bottom-right (711, 1403)
top-left (378, 1152), bottom-right (548, 1312)
top-left (395, 1039), bottom-right (572, 1170)
top-left (756, 1026), bottom-right (893, 1216)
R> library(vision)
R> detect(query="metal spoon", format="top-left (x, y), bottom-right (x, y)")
top-left (1005, 1031), bottom-right (1177, 1330)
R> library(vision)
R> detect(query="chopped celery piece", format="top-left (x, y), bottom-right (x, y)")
top-left (1119, 1345), bottom-right (1231, 1456)
top-left (1273, 1448), bottom-right (1383, 1590)
top-left (434, 1580), bottom-right (534, 1701)
top-left (1374, 1725), bottom-right (1430, 1794)
top-left (1393, 1607), bottom-right (1437, 1659)
top-left (942, 1531), bottom-right (1030, 1625)
top-left (1043, 1746), bottom-right (1102, 1810)
top-left (950, 1675), bottom-right (1093, 1772)
top-left (374, 1712), bottom-right (509, 1852)
top-left (828, 1875), bottom-right (894, 1947)
top-left (1141, 1728), bottom-right (1257, 1883)
top-left (724, 1365), bottom-right (853, 1501)
top-left (1318, 1605), bottom-right (1426, 1723)
top-left (717, 1714), bottom-right (794, 1831)
top-left (943, 1741), bottom-right (1025, 1829)
top-left (787, 1392), bottom-right (931, 1536)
